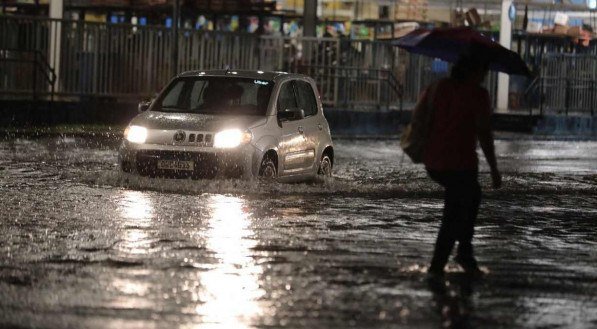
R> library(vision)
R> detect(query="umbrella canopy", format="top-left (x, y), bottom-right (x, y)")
top-left (392, 27), bottom-right (531, 76)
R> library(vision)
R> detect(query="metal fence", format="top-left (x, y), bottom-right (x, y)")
top-left (258, 36), bottom-right (405, 107)
top-left (0, 14), bottom-right (544, 114)
top-left (0, 15), bottom-right (412, 108)
top-left (0, 48), bottom-right (56, 99)
top-left (541, 54), bottom-right (596, 116)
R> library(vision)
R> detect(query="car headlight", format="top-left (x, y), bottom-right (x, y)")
top-left (124, 125), bottom-right (148, 144)
top-left (213, 129), bottom-right (252, 148)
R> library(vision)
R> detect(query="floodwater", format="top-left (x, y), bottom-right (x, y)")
top-left (0, 135), bottom-right (596, 328)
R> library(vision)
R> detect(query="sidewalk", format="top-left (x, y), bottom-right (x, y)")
top-left (0, 125), bottom-right (125, 139)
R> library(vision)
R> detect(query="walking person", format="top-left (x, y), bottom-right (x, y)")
top-left (423, 50), bottom-right (502, 281)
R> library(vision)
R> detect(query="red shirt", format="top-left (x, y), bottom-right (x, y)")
top-left (423, 78), bottom-right (491, 171)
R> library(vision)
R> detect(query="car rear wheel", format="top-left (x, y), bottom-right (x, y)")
top-left (318, 154), bottom-right (332, 177)
top-left (259, 156), bottom-right (277, 180)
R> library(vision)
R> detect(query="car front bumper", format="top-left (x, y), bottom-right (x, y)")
top-left (119, 141), bottom-right (259, 179)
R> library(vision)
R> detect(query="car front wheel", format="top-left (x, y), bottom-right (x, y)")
top-left (259, 156), bottom-right (277, 180)
top-left (318, 154), bottom-right (332, 177)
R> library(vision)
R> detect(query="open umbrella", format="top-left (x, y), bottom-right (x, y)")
top-left (393, 27), bottom-right (531, 76)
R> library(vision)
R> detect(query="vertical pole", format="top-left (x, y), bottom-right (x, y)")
top-left (171, 0), bottom-right (180, 76)
top-left (497, 0), bottom-right (512, 113)
top-left (303, 0), bottom-right (317, 37)
top-left (333, 38), bottom-right (339, 107)
top-left (49, 0), bottom-right (63, 92)
top-left (33, 52), bottom-right (37, 101)
top-left (539, 57), bottom-right (544, 116)
top-left (589, 57), bottom-right (597, 117)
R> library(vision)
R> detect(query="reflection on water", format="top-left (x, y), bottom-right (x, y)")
top-left (110, 277), bottom-right (151, 297)
top-left (1, 138), bottom-right (597, 328)
top-left (194, 195), bottom-right (265, 328)
top-left (117, 190), bottom-right (155, 254)
top-left (107, 191), bottom-right (157, 309)
top-left (429, 274), bottom-right (476, 329)
top-left (120, 191), bottom-right (154, 221)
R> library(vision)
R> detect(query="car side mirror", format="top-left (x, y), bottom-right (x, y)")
top-left (138, 100), bottom-right (152, 112)
top-left (278, 108), bottom-right (305, 121)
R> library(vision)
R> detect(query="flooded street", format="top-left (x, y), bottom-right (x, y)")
top-left (1, 135), bottom-right (596, 328)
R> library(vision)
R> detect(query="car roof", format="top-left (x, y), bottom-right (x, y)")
top-left (177, 69), bottom-right (303, 82)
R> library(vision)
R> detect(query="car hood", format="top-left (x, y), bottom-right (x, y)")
top-left (130, 111), bottom-right (267, 132)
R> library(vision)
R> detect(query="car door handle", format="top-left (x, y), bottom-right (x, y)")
top-left (318, 123), bottom-right (323, 131)
top-left (298, 126), bottom-right (304, 134)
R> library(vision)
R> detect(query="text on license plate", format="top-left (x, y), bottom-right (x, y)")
top-left (157, 160), bottom-right (194, 171)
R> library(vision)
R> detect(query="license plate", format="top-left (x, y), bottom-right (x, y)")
top-left (157, 160), bottom-right (194, 171)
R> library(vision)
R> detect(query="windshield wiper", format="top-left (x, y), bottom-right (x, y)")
top-left (156, 106), bottom-right (191, 112)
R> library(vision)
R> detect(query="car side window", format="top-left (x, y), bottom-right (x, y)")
top-left (277, 81), bottom-right (297, 112)
top-left (295, 80), bottom-right (318, 117)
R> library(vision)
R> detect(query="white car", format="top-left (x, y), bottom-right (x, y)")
top-left (119, 70), bottom-right (334, 181)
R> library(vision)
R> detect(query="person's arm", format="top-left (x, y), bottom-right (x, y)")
top-left (476, 92), bottom-right (502, 189)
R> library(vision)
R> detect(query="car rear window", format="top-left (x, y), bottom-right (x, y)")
top-left (156, 76), bottom-right (273, 116)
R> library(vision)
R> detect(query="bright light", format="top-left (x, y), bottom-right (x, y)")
top-left (117, 190), bottom-right (154, 254)
top-left (125, 125), bottom-right (148, 144)
top-left (213, 129), bottom-right (251, 148)
top-left (193, 195), bottom-right (265, 327)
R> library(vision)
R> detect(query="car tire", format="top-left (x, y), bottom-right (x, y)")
top-left (318, 154), bottom-right (333, 177)
top-left (259, 155), bottom-right (277, 180)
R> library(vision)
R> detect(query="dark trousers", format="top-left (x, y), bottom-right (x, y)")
top-left (427, 170), bottom-right (481, 273)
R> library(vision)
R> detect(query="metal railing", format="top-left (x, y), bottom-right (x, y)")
top-left (0, 48), bottom-right (56, 100)
top-left (297, 65), bottom-right (402, 110)
top-left (0, 14), bottom-right (519, 114)
top-left (520, 76), bottom-right (541, 116)
top-left (1, 15), bottom-right (260, 99)
top-left (257, 36), bottom-right (406, 108)
top-left (0, 15), bottom-right (413, 108)
top-left (540, 53), bottom-right (596, 116)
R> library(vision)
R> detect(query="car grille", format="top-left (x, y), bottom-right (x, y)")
top-left (184, 133), bottom-right (213, 146)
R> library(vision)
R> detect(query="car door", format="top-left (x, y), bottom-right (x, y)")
top-left (294, 80), bottom-right (322, 172)
top-left (276, 80), bottom-right (312, 175)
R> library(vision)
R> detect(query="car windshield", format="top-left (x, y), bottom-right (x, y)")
top-left (154, 76), bottom-right (273, 116)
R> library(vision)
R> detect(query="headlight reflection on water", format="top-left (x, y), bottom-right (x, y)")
top-left (118, 190), bottom-right (155, 254)
top-left (192, 195), bottom-right (265, 328)
top-left (115, 192), bottom-right (266, 327)
top-left (107, 190), bottom-right (157, 308)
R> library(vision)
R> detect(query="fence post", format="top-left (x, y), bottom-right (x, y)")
top-left (32, 51), bottom-right (37, 101)
top-left (565, 77), bottom-right (570, 116)
top-left (591, 80), bottom-right (595, 117)
top-left (343, 68), bottom-right (348, 107)
top-left (333, 38), bottom-right (340, 107)
top-left (171, 0), bottom-right (180, 76)
top-left (49, 2), bottom-right (62, 92)
top-left (593, 56), bottom-right (596, 117)
top-left (385, 72), bottom-right (390, 110)
top-left (539, 56), bottom-right (544, 116)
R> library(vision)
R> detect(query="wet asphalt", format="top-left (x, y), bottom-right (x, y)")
top-left (0, 135), bottom-right (596, 328)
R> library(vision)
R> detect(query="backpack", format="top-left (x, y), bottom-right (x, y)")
top-left (400, 81), bottom-right (440, 163)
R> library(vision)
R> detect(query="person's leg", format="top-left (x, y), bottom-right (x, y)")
top-left (427, 170), bottom-right (460, 274)
top-left (455, 171), bottom-right (482, 272)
